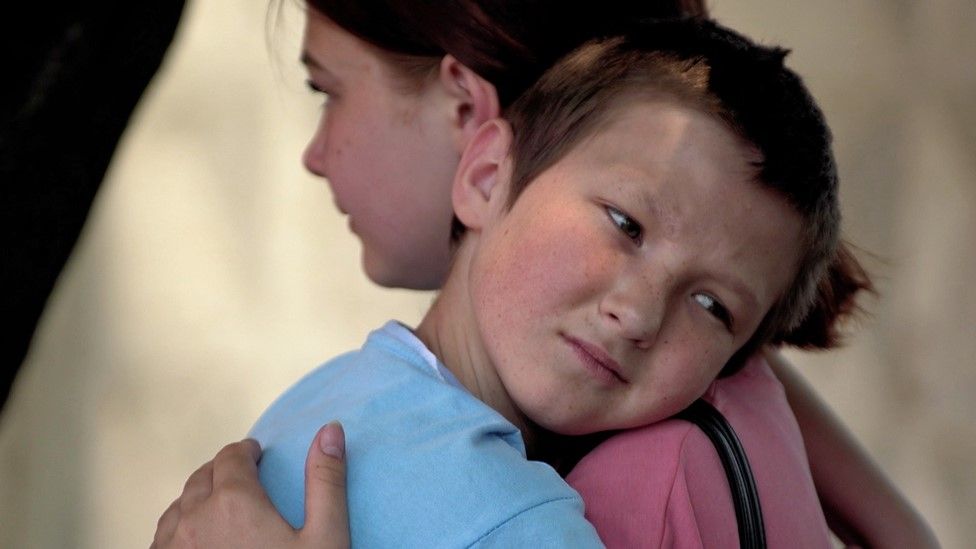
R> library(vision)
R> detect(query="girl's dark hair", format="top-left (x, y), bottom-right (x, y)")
top-left (306, 0), bottom-right (708, 105)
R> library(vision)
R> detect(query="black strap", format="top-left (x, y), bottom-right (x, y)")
top-left (676, 399), bottom-right (767, 549)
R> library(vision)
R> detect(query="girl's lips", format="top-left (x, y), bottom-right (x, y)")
top-left (564, 335), bottom-right (628, 384)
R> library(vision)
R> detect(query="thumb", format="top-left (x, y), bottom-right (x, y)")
top-left (301, 421), bottom-right (351, 549)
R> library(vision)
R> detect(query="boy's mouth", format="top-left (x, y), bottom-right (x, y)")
top-left (563, 335), bottom-right (628, 385)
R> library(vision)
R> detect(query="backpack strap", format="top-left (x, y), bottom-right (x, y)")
top-left (676, 399), bottom-right (767, 549)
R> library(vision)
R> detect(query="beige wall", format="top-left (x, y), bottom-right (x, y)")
top-left (2, 1), bottom-right (973, 547)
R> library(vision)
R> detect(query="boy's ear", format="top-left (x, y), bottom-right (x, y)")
top-left (452, 118), bottom-right (513, 231)
top-left (438, 55), bottom-right (501, 151)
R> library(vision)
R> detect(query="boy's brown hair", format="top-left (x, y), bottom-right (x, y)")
top-left (499, 18), bottom-right (872, 374)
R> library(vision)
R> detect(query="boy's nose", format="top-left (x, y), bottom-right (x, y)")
top-left (599, 269), bottom-right (669, 349)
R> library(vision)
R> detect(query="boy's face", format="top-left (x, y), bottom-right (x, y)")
top-left (469, 102), bottom-right (803, 435)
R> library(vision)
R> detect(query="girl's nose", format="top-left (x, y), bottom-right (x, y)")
top-left (302, 138), bottom-right (327, 178)
top-left (302, 117), bottom-right (328, 178)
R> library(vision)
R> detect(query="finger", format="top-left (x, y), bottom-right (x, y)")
top-left (180, 460), bottom-right (215, 509)
top-left (153, 497), bottom-right (181, 547)
top-left (212, 439), bottom-right (263, 490)
top-left (300, 422), bottom-right (350, 548)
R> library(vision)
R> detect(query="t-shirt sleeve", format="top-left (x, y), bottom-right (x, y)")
top-left (470, 495), bottom-right (605, 548)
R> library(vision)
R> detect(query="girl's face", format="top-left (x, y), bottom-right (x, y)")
top-left (469, 103), bottom-right (804, 435)
top-left (301, 9), bottom-right (460, 289)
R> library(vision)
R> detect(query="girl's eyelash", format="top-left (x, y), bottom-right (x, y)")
top-left (693, 293), bottom-right (734, 331)
top-left (305, 80), bottom-right (331, 107)
top-left (305, 80), bottom-right (329, 96)
top-left (606, 206), bottom-right (643, 244)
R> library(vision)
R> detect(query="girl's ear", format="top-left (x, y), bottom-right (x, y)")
top-left (452, 118), bottom-right (513, 231)
top-left (438, 55), bottom-right (501, 151)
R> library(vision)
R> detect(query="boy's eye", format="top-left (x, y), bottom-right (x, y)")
top-left (693, 293), bottom-right (733, 331)
top-left (606, 206), bottom-right (643, 243)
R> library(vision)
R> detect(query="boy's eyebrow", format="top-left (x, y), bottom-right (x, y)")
top-left (632, 187), bottom-right (762, 314)
top-left (716, 273), bottom-right (760, 316)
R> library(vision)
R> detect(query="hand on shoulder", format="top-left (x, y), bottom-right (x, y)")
top-left (151, 422), bottom-right (350, 549)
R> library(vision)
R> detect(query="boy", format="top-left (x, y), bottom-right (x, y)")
top-left (248, 18), bottom-right (860, 547)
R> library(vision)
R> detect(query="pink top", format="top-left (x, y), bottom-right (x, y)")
top-left (567, 354), bottom-right (832, 548)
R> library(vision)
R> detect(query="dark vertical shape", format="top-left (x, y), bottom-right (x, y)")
top-left (0, 1), bottom-right (189, 410)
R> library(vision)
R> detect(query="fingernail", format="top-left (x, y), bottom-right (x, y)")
top-left (318, 421), bottom-right (345, 460)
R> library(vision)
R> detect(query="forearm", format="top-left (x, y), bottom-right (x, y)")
top-left (765, 348), bottom-right (939, 548)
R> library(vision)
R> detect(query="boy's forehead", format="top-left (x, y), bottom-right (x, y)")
top-left (560, 101), bottom-right (751, 178)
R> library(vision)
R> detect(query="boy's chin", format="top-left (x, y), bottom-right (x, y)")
top-left (526, 413), bottom-right (606, 438)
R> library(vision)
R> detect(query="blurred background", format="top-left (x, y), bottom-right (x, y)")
top-left (1, 0), bottom-right (973, 547)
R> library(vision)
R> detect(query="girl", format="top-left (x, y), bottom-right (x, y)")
top-left (155, 1), bottom-right (936, 547)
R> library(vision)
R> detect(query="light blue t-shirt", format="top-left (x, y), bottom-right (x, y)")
top-left (249, 321), bottom-right (603, 548)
